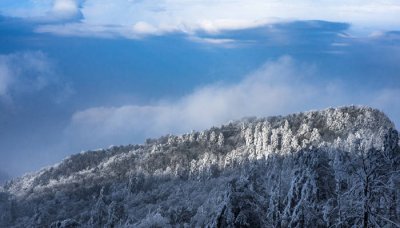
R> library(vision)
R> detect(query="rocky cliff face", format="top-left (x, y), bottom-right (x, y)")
top-left (1, 106), bottom-right (399, 227)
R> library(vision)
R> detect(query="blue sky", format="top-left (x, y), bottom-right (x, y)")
top-left (0, 0), bottom-right (400, 179)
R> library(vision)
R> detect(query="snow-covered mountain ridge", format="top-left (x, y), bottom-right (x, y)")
top-left (1, 106), bottom-right (399, 227)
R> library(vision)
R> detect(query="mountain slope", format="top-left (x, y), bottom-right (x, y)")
top-left (1, 106), bottom-right (399, 227)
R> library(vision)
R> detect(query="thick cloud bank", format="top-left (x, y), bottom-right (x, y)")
top-left (65, 56), bottom-right (399, 150)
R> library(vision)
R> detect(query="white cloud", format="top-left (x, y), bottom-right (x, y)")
top-left (64, 55), bottom-right (400, 150)
top-left (0, 52), bottom-right (50, 99)
top-left (188, 36), bottom-right (238, 47)
top-left (63, 56), bottom-right (339, 149)
top-left (5, 0), bottom-right (400, 38)
top-left (50, 0), bottom-right (82, 20)
top-left (0, 51), bottom-right (73, 104)
top-left (3, 0), bottom-right (83, 22)
top-left (36, 23), bottom-right (134, 38)
top-left (132, 21), bottom-right (164, 35)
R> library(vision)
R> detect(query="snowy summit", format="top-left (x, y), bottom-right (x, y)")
top-left (0, 106), bottom-right (399, 227)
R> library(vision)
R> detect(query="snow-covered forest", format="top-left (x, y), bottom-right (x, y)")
top-left (0, 106), bottom-right (399, 227)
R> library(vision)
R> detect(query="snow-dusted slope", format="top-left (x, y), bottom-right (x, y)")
top-left (1, 106), bottom-right (399, 227)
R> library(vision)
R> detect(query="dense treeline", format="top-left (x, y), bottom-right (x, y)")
top-left (0, 106), bottom-right (399, 227)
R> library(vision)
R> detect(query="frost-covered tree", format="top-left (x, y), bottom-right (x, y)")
top-left (89, 187), bottom-right (108, 227)
top-left (282, 149), bottom-right (335, 227)
top-left (1, 106), bottom-right (399, 227)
